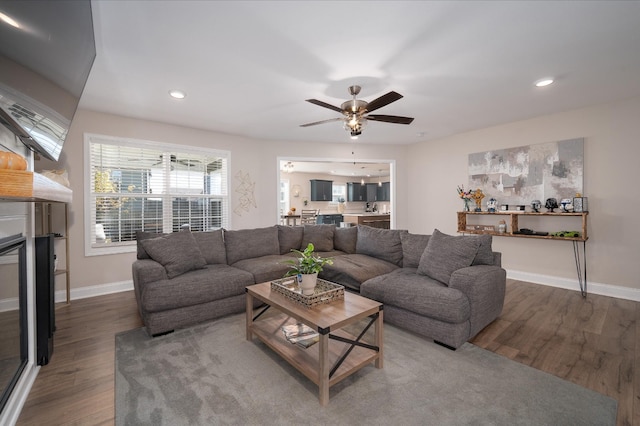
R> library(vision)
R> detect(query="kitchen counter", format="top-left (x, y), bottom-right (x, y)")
top-left (342, 213), bottom-right (390, 228)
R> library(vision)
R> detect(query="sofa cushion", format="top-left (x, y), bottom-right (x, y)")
top-left (334, 226), bottom-right (357, 254)
top-left (471, 234), bottom-right (494, 266)
top-left (140, 231), bottom-right (207, 279)
top-left (232, 254), bottom-right (294, 283)
top-left (400, 232), bottom-right (430, 268)
top-left (355, 225), bottom-right (405, 266)
top-left (301, 224), bottom-right (335, 252)
top-left (141, 264), bottom-right (255, 312)
top-left (192, 229), bottom-right (227, 264)
top-left (319, 253), bottom-right (399, 292)
top-left (224, 226), bottom-right (280, 265)
top-left (361, 268), bottom-right (470, 324)
top-left (277, 225), bottom-right (303, 254)
top-left (135, 230), bottom-right (167, 259)
top-left (417, 229), bottom-right (480, 285)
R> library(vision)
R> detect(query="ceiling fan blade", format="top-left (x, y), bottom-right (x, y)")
top-left (306, 99), bottom-right (343, 113)
top-left (367, 114), bottom-right (414, 125)
top-left (300, 117), bottom-right (344, 127)
top-left (365, 91), bottom-right (403, 113)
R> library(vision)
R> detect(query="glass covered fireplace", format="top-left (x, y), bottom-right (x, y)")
top-left (0, 234), bottom-right (28, 412)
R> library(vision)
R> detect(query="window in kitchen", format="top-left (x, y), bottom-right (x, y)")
top-left (280, 179), bottom-right (290, 217)
top-left (332, 183), bottom-right (346, 203)
top-left (84, 134), bottom-right (230, 256)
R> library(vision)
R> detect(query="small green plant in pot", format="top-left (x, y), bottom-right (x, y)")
top-left (284, 243), bottom-right (333, 295)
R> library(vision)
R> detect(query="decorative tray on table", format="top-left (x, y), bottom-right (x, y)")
top-left (270, 278), bottom-right (345, 308)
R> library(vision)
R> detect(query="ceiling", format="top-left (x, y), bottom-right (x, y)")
top-left (81, 1), bottom-right (640, 146)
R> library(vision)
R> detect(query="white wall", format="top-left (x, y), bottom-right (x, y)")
top-left (407, 96), bottom-right (640, 295)
top-left (41, 109), bottom-right (409, 293)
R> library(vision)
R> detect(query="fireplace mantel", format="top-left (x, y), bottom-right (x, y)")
top-left (0, 170), bottom-right (72, 203)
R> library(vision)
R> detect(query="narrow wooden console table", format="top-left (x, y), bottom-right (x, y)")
top-left (457, 211), bottom-right (589, 296)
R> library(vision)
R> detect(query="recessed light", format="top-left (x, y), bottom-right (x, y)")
top-left (535, 78), bottom-right (554, 87)
top-left (169, 90), bottom-right (186, 99)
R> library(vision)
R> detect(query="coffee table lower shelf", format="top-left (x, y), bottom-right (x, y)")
top-left (245, 282), bottom-right (383, 406)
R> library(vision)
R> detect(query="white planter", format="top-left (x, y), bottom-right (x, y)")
top-left (299, 273), bottom-right (318, 295)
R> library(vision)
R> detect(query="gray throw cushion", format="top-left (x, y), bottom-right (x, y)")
top-left (140, 231), bottom-right (207, 279)
top-left (277, 225), bottom-right (304, 254)
top-left (301, 225), bottom-right (335, 252)
top-left (224, 226), bottom-right (280, 265)
top-left (135, 230), bottom-right (167, 259)
top-left (400, 232), bottom-right (430, 268)
top-left (192, 229), bottom-right (227, 264)
top-left (355, 225), bottom-right (405, 267)
top-left (417, 229), bottom-right (480, 285)
top-left (334, 226), bottom-right (357, 254)
top-left (472, 234), bottom-right (494, 266)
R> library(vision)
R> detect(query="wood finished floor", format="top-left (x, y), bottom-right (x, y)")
top-left (16, 280), bottom-right (639, 425)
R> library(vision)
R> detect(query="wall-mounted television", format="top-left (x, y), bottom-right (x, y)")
top-left (0, 1), bottom-right (95, 161)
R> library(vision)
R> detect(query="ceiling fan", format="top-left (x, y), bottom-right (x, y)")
top-left (152, 154), bottom-right (199, 168)
top-left (300, 85), bottom-right (414, 139)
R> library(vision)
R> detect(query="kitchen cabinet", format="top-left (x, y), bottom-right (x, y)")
top-left (377, 182), bottom-right (390, 201)
top-left (315, 214), bottom-right (343, 225)
top-left (366, 183), bottom-right (379, 202)
top-left (342, 214), bottom-right (391, 229)
top-left (310, 179), bottom-right (333, 201)
top-left (347, 182), bottom-right (367, 202)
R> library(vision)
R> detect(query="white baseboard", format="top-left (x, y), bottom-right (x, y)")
top-left (58, 280), bottom-right (134, 302)
top-left (507, 269), bottom-right (640, 302)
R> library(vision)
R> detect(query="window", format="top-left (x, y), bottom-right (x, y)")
top-left (279, 179), bottom-right (290, 215)
top-left (332, 183), bottom-right (346, 203)
top-left (84, 134), bottom-right (230, 256)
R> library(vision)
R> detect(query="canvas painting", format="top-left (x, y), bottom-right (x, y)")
top-left (468, 138), bottom-right (584, 206)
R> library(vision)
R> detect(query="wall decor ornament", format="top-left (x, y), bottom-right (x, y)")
top-left (468, 138), bottom-right (584, 206)
top-left (233, 170), bottom-right (257, 216)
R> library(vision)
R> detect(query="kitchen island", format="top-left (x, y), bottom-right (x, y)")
top-left (342, 213), bottom-right (390, 229)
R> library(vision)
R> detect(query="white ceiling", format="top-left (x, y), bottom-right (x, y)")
top-left (81, 1), bottom-right (640, 146)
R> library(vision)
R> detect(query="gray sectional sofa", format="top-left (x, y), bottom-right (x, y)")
top-left (132, 224), bottom-right (506, 348)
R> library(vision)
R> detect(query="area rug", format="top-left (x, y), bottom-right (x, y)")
top-left (115, 314), bottom-right (616, 425)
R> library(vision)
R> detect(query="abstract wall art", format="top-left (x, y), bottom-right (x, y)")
top-left (468, 138), bottom-right (584, 205)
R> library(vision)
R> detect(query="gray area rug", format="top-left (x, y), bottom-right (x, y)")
top-left (115, 313), bottom-right (616, 425)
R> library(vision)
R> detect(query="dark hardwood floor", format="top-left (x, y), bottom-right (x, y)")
top-left (16, 280), bottom-right (639, 425)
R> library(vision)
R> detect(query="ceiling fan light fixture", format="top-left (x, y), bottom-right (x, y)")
top-left (534, 78), bottom-right (554, 87)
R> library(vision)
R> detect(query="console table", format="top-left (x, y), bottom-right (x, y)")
top-left (457, 211), bottom-right (589, 296)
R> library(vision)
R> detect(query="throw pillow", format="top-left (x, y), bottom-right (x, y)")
top-left (140, 231), bottom-right (207, 279)
top-left (400, 232), bottom-right (430, 269)
top-left (334, 226), bottom-right (357, 254)
top-left (192, 229), bottom-right (227, 264)
top-left (301, 224), bottom-right (335, 252)
top-left (277, 225), bottom-right (304, 254)
top-left (356, 225), bottom-right (406, 267)
top-left (471, 234), bottom-right (494, 266)
top-left (224, 226), bottom-right (280, 265)
top-left (135, 230), bottom-right (167, 259)
top-left (417, 229), bottom-right (480, 285)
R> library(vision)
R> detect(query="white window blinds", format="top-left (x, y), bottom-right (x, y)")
top-left (84, 134), bottom-right (230, 256)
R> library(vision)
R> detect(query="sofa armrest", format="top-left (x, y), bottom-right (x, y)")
top-left (449, 265), bottom-right (506, 337)
top-left (492, 251), bottom-right (502, 267)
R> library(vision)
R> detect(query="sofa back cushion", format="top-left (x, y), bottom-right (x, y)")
top-left (192, 229), bottom-right (227, 264)
top-left (277, 225), bottom-right (304, 254)
top-left (400, 232), bottom-right (430, 268)
top-left (301, 224), bottom-right (335, 252)
top-left (471, 234), bottom-right (494, 266)
top-left (334, 226), bottom-right (357, 254)
top-left (417, 229), bottom-right (480, 285)
top-left (140, 230), bottom-right (207, 279)
top-left (355, 225), bottom-right (405, 267)
top-left (224, 226), bottom-right (280, 265)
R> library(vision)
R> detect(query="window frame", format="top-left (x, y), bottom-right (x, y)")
top-left (83, 133), bottom-right (231, 256)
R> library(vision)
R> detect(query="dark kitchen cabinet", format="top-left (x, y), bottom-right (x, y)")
top-left (377, 182), bottom-right (390, 201)
top-left (366, 183), bottom-right (379, 202)
top-left (347, 182), bottom-right (367, 202)
top-left (315, 214), bottom-right (343, 225)
top-left (310, 179), bottom-right (333, 201)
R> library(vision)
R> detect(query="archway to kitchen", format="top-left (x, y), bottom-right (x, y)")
top-left (276, 157), bottom-right (396, 228)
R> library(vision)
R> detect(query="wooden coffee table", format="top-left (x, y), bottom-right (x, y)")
top-left (245, 281), bottom-right (383, 406)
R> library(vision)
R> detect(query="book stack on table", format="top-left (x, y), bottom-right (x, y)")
top-left (281, 323), bottom-right (319, 349)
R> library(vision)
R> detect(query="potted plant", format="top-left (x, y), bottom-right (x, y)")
top-left (283, 243), bottom-right (333, 295)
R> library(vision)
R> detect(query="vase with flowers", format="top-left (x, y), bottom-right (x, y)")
top-left (283, 243), bottom-right (333, 295)
top-left (457, 185), bottom-right (474, 212)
